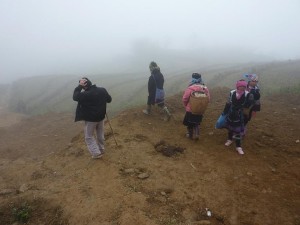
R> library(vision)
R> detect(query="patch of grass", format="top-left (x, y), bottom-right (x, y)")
top-left (12, 201), bottom-right (31, 223)
top-left (0, 198), bottom-right (69, 225)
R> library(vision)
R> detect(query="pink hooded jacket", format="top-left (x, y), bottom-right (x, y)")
top-left (182, 84), bottom-right (210, 112)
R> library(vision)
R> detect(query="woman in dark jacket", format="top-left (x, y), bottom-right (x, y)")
top-left (73, 77), bottom-right (112, 159)
top-left (142, 61), bottom-right (171, 120)
top-left (222, 79), bottom-right (254, 155)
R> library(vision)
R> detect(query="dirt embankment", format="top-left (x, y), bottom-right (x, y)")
top-left (0, 88), bottom-right (299, 225)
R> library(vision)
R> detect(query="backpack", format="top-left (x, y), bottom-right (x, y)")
top-left (189, 86), bottom-right (209, 115)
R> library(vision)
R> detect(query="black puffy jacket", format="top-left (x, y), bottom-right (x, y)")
top-left (147, 69), bottom-right (164, 105)
top-left (73, 85), bottom-right (112, 122)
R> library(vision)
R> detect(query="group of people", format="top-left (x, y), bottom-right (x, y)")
top-left (73, 61), bottom-right (260, 159)
top-left (182, 72), bottom-right (260, 155)
top-left (221, 74), bottom-right (260, 154)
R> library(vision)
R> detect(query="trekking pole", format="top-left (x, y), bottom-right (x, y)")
top-left (106, 113), bottom-right (118, 146)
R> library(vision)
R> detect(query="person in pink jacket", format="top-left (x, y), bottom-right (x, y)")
top-left (182, 73), bottom-right (210, 139)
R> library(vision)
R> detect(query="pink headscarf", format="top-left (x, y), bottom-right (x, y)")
top-left (235, 80), bottom-right (247, 99)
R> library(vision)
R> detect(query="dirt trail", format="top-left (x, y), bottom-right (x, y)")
top-left (0, 88), bottom-right (299, 225)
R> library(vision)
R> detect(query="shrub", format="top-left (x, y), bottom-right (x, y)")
top-left (12, 202), bottom-right (31, 223)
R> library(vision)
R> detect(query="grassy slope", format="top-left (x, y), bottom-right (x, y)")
top-left (6, 59), bottom-right (300, 116)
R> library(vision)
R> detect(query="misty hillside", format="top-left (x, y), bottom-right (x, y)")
top-left (3, 59), bottom-right (300, 116)
top-left (1, 1), bottom-right (300, 223)
top-left (0, 85), bottom-right (299, 225)
top-left (0, 59), bottom-right (299, 224)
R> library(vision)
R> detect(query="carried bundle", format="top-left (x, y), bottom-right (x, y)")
top-left (189, 91), bottom-right (209, 115)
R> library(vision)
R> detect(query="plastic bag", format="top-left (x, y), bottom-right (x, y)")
top-left (215, 113), bottom-right (228, 129)
top-left (155, 88), bottom-right (165, 103)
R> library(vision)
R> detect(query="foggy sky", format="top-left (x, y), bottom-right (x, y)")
top-left (1, 0), bottom-right (300, 83)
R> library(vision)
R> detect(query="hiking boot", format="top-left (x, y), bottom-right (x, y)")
top-left (142, 105), bottom-right (151, 115)
top-left (193, 126), bottom-right (200, 140)
top-left (186, 132), bottom-right (193, 139)
top-left (142, 109), bottom-right (150, 115)
top-left (162, 106), bottom-right (171, 121)
top-left (236, 147), bottom-right (244, 155)
top-left (92, 153), bottom-right (103, 159)
top-left (186, 128), bottom-right (193, 139)
top-left (225, 140), bottom-right (233, 146)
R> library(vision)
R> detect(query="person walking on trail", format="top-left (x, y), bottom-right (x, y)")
top-left (142, 61), bottom-right (171, 120)
top-left (243, 73), bottom-right (261, 125)
top-left (182, 73), bottom-right (210, 140)
top-left (222, 79), bottom-right (254, 155)
top-left (73, 77), bottom-right (112, 159)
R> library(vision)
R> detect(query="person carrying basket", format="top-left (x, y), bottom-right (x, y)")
top-left (182, 73), bottom-right (210, 140)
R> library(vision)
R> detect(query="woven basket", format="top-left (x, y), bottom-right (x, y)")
top-left (189, 92), bottom-right (209, 115)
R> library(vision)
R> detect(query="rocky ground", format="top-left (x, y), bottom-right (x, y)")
top-left (0, 87), bottom-right (299, 225)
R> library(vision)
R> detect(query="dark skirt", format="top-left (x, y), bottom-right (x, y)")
top-left (226, 114), bottom-right (249, 135)
top-left (183, 111), bottom-right (203, 127)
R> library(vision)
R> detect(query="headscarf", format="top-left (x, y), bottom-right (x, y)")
top-left (149, 61), bottom-right (160, 73)
top-left (189, 73), bottom-right (203, 85)
top-left (235, 80), bottom-right (247, 100)
top-left (243, 74), bottom-right (259, 82)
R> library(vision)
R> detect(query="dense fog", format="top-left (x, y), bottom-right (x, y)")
top-left (1, 0), bottom-right (300, 83)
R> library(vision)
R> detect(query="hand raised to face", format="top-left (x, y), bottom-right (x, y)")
top-left (79, 79), bottom-right (88, 87)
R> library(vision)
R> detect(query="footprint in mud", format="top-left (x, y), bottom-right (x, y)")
top-left (154, 140), bottom-right (185, 157)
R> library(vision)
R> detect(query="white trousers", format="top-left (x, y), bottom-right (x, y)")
top-left (84, 120), bottom-right (105, 156)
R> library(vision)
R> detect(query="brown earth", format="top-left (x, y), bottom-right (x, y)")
top-left (0, 87), bottom-right (299, 225)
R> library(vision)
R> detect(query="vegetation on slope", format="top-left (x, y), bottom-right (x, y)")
top-left (4, 60), bottom-right (300, 116)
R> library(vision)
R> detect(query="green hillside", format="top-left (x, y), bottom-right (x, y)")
top-left (6, 60), bottom-right (300, 116)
